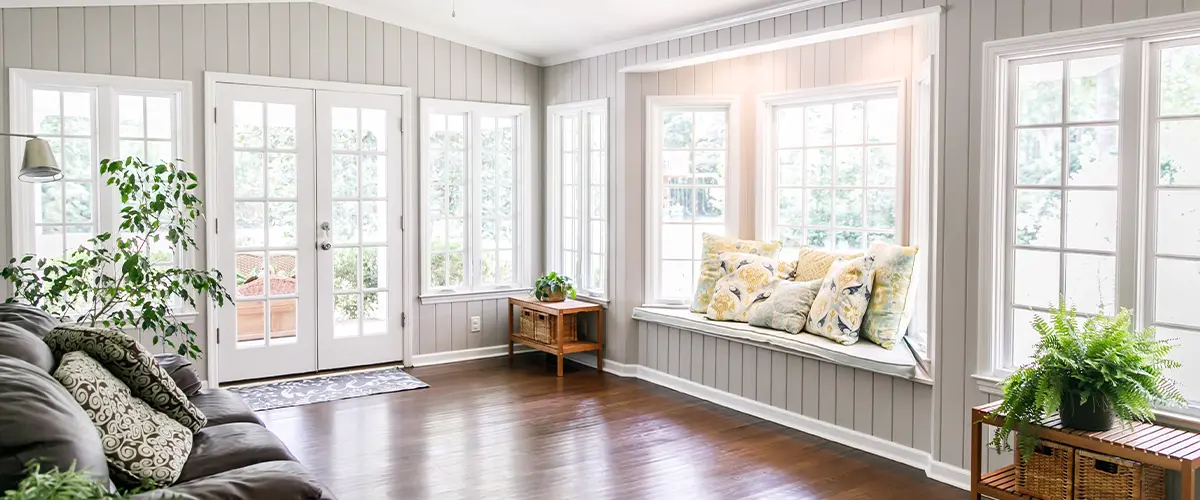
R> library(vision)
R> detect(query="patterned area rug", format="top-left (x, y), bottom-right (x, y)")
top-left (228, 367), bottom-right (429, 411)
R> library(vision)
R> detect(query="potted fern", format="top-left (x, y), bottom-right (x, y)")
top-left (989, 299), bottom-right (1186, 460)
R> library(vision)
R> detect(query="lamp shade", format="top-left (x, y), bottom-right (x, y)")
top-left (17, 138), bottom-right (61, 182)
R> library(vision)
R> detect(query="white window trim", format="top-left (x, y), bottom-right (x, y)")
top-left (645, 95), bottom-right (741, 307)
top-left (976, 11), bottom-right (1200, 420)
top-left (8, 68), bottom-right (195, 298)
top-left (754, 79), bottom-right (909, 247)
top-left (546, 98), bottom-right (610, 302)
top-left (418, 98), bottom-right (533, 302)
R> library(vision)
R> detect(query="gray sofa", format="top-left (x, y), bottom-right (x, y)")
top-left (0, 303), bottom-right (335, 499)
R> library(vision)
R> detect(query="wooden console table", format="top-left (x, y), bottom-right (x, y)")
top-left (507, 296), bottom-right (603, 377)
top-left (972, 400), bottom-right (1200, 499)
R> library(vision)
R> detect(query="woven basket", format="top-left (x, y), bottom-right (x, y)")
top-left (1017, 439), bottom-right (1074, 500)
top-left (1074, 449), bottom-right (1165, 500)
top-left (517, 309), bottom-right (577, 344)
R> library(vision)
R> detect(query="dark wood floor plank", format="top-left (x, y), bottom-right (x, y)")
top-left (258, 354), bottom-right (962, 499)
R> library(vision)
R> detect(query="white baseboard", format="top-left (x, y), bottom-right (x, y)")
top-left (564, 351), bottom-right (639, 377)
top-left (634, 365), bottom-right (967, 491)
top-left (409, 344), bottom-right (534, 367)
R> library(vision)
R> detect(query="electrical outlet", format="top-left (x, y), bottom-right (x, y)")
top-left (470, 316), bottom-right (481, 332)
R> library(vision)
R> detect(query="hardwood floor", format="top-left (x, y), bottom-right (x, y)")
top-left (258, 354), bottom-right (963, 499)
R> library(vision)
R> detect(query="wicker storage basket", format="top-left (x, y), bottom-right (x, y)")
top-left (517, 309), bottom-right (577, 344)
top-left (1074, 449), bottom-right (1166, 500)
top-left (1017, 439), bottom-right (1075, 500)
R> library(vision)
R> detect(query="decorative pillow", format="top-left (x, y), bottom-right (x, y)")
top-left (706, 253), bottom-right (779, 322)
top-left (53, 351), bottom-right (192, 487)
top-left (748, 279), bottom-right (823, 334)
top-left (791, 247), bottom-right (865, 282)
top-left (44, 326), bottom-right (206, 432)
top-left (690, 233), bottom-right (782, 313)
top-left (776, 260), bottom-right (798, 281)
top-left (805, 256), bottom-right (876, 345)
top-left (861, 242), bottom-right (920, 349)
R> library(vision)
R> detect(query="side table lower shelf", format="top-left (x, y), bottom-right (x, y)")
top-left (511, 334), bottom-right (602, 356)
top-left (978, 465), bottom-right (1035, 500)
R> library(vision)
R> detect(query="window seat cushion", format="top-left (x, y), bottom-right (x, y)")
top-left (633, 307), bottom-right (922, 381)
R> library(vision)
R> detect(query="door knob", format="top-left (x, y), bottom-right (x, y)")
top-left (319, 242), bottom-right (332, 251)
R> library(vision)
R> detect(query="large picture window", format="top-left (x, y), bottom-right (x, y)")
top-left (420, 99), bottom-right (531, 301)
top-left (9, 69), bottom-right (191, 267)
top-left (980, 19), bottom-right (1200, 410)
top-left (757, 82), bottom-right (904, 260)
top-left (645, 96), bottom-right (738, 306)
top-left (547, 99), bottom-right (609, 300)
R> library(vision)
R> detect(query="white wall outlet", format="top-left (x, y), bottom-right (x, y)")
top-left (470, 316), bottom-right (481, 332)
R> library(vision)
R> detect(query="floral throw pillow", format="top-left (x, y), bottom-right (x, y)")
top-left (690, 233), bottom-right (782, 313)
top-left (44, 325), bottom-right (206, 432)
top-left (748, 279), bottom-right (823, 334)
top-left (805, 256), bottom-right (876, 345)
top-left (706, 253), bottom-right (779, 322)
top-left (861, 242), bottom-right (920, 349)
top-left (54, 351), bottom-right (192, 487)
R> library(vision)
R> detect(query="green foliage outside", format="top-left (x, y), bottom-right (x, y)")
top-left (988, 299), bottom-right (1185, 461)
top-left (333, 248), bottom-right (379, 319)
top-left (1, 158), bottom-right (232, 359)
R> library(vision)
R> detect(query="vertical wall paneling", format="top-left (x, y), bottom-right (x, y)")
top-left (268, 4), bottom-right (290, 78)
top-left (480, 52), bottom-right (495, 102)
top-left (308, 4), bottom-right (329, 80)
top-left (226, 4), bottom-right (249, 74)
top-left (204, 5), bottom-right (227, 73)
top-left (327, 7), bottom-right (347, 81)
top-left (247, 3), bottom-right (270, 76)
top-left (30, 8), bottom-right (56, 72)
top-left (497, 56), bottom-right (511, 103)
top-left (291, 3), bottom-right (311, 79)
top-left (450, 42), bottom-right (466, 99)
top-left (346, 13), bottom-right (365, 83)
top-left (158, 6), bottom-right (183, 80)
top-left (465, 47), bottom-right (481, 101)
top-left (433, 37), bottom-right (450, 98)
top-left (58, 8), bottom-right (84, 73)
top-left (365, 17), bottom-right (384, 85)
top-left (110, 7), bottom-right (135, 76)
top-left (84, 7), bottom-right (109, 75)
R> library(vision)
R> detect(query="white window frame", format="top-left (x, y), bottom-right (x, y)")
top-left (418, 98), bottom-right (532, 303)
top-left (755, 80), bottom-right (909, 253)
top-left (976, 11), bottom-right (1200, 418)
top-left (546, 99), bottom-right (610, 302)
top-left (8, 69), bottom-right (194, 303)
top-left (645, 95), bottom-right (740, 307)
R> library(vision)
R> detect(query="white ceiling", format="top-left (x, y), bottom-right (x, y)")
top-left (343, 0), bottom-right (800, 65)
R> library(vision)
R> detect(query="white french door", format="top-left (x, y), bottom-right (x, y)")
top-left (214, 83), bottom-right (404, 383)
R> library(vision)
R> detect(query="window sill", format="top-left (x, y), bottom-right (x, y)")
top-left (420, 288), bottom-right (533, 305)
top-left (63, 308), bottom-right (199, 326)
top-left (634, 306), bottom-right (928, 382)
top-left (973, 372), bottom-right (1200, 432)
top-left (573, 295), bottom-right (609, 307)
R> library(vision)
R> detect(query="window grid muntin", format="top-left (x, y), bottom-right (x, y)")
top-left (559, 113), bottom-right (582, 285)
top-left (426, 112), bottom-right (468, 291)
top-left (31, 87), bottom-right (98, 259)
top-left (117, 92), bottom-right (180, 268)
top-left (584, 110), bottom-right (608, 295)
top-left (477, 116), bottom-right (518, 287)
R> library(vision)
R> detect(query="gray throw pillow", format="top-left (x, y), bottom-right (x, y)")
top-left (748, 279), bottom-right (822, 334)
top-left (54, 351), bottom-right (192, 488)
top-left (44, 325), bottom-right (206, 432)
top-left (0, 323), bottom-right (55, 372)
top-left (0, 303), bottom-right (59, 339)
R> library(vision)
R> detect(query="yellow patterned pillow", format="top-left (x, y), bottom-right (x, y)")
top-left (705, 253), bottom-right (779, 322)
top-left (690, 233), bottom-right (782, 313)
top-left (861, 242), bottom-right (920, 349)
top-left (805, 255), bottom-right (876, 345)
top-left (791, 247), bottom-right (865, 282)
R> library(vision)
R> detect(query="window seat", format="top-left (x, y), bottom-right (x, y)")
top-left (632, 307), bottom-right (926, 382)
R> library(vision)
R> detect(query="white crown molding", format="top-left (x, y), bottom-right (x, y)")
top-left (540, 0), bottom-right (845, 66)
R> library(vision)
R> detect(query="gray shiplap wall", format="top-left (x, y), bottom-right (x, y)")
top-left (0, 3), bottom-right (544, 377)
top-left (542, 0), bottom-right (1198, 472)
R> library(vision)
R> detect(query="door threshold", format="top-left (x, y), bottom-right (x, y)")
top-left (222, 361), bottom-right (407, 389)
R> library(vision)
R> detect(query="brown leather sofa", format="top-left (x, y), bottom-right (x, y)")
top-left (0, 303), bottom-right (336, 499)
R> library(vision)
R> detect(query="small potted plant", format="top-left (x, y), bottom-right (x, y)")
top-left (989, 298), bottom-right (1186, 460)
top-left (533, 272), bottom-right (576, 302)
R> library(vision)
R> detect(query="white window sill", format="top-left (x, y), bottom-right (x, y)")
top-left (62, 308), bottom-right (198, 326)
top-left (972, 372), bottom-right (1200, 432)
top-left (634, 306), bottom-right (930, 383)
top-left (574, 295), bottom-right (609, 307)
top-left (420, 288), bottom-right (533, 305)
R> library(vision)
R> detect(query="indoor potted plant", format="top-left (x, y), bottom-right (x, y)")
top-left (989, 299), bottom-right (1186, 460)
top-left (533, 272), bottom-right (576, 302)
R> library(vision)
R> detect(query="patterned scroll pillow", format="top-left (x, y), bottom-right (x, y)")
top-left (805, 255), bottom-right (876, 345)
top-left (690, 233), bottom-right (782, 313)
top-left (43, 325), bottom-right (206, 432)
top-left (748, 279), bottom-right (823, 334)
top-left (791, 247), bottom-right (865, 282)
top-left (705, 253), bottom-right (779, 322)
top-left (54, 351), bottom-right (192, 488)
top-left (861, 242), bottom-right (920, 349)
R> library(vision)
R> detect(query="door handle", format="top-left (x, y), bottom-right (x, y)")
top-left (318, 222), bottom-right (332, 251)
top-left (319, 242), bottom-right (332, 251)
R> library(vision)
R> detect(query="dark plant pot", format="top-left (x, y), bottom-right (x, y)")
top-left (539, 289), bottom-right (566, 302)
top-left (1060, 391), bottom-right (1115, 432)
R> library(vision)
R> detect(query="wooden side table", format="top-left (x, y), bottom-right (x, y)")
top-left (507, 296), bottom-right (604, 376)
top-left (971, 400), bottom-right (1200, 499)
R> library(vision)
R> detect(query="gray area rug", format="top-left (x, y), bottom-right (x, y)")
top-left (228, 367), bottom-right (429, 411)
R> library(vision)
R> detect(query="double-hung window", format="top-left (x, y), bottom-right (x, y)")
top-left (757, 82), bottom-right (905, 260)
top-left (547, 99), bottom-right (609, 300)
top-left (9, 69), bottom-right (191, 268)
top-left (420, 99), bottom-right (531, 301)
top-left (646, 96), bottom-right (738, 306)
top-left (980, 16), bottom-right (1200, 410)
